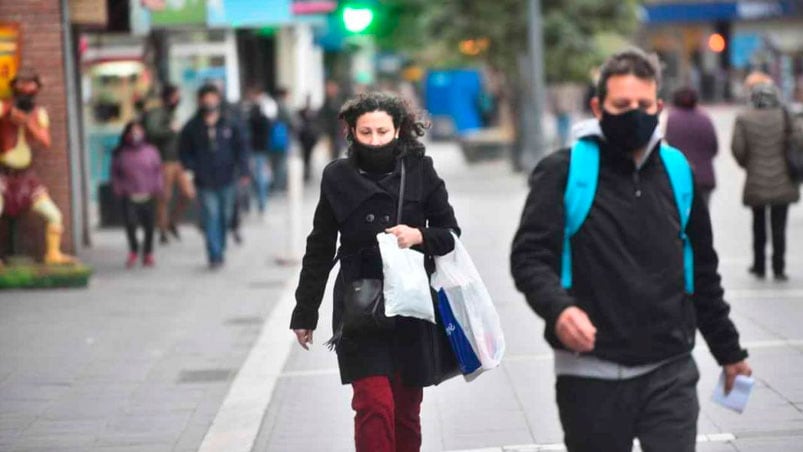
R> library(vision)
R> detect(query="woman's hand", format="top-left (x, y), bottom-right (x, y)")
top-left (385, 225), bottom-right (423, 249)
top-left (293, 329), bottom-right (314, 350)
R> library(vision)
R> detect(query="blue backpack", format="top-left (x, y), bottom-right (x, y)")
top-left (562, 138), bottom-right (695, 294)
top-left (269, 121), bottom-right (290, 153)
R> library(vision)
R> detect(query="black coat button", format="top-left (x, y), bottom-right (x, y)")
top-left (382, 215), bottom-right (391, 224)
top-left (365, 214), bottom-right (375, 223)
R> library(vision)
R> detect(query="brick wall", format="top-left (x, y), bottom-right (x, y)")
top-left (0, 0), bottom-right (74, 257)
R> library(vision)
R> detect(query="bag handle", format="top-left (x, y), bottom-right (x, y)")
top-left (397, 158), bottom-right (406, 225)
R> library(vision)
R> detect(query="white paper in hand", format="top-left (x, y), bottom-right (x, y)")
top-left (712, 370), bottom-right (754, 413)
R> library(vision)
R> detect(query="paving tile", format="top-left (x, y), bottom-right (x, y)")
top-left (732, 434), bottom-right (803, 452)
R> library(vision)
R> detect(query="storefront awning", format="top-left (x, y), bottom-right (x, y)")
top-left (643, 1), bottom-right (801, 24)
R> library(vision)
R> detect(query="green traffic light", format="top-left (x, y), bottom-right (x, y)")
top-left (343, 6), bottom-right (374, 33)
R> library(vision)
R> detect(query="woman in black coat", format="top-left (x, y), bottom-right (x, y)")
top-left (290, 93), bottom-right (460, 452)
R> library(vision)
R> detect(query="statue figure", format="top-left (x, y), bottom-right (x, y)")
top-left (0, 67), bottom-right (75, 264)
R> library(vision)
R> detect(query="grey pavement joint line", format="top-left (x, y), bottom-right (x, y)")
top-left (740, 339), bottom-right (803, 349)
top-left (445, 433), bottom-right (738, 452)
top-left (196, 269), bottom-right (300, 452)
top-left (277, 368), bottom-right (340, 378)
top-left (727, 289), bottom-right (803, 299)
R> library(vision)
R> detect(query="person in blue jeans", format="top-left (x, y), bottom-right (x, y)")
top-left (179, 84), bottom-right (249, 268)
top-left (245, 90), bottom-right (271, 214)
top-left (269, 87), bottom-right (294, 192)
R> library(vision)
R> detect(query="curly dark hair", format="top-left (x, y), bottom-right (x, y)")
top-left (338, 92), bottom-right (430, 157)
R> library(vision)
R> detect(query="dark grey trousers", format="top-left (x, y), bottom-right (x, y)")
top-left (556, 355), bottom-right (700, 452)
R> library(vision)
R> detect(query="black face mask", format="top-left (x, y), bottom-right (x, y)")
top-left (15, 93), bottom-right (35, 113)
top-left (200, 104), bottom-right (220, 115)
top-left (353, 139), bottom-right (399, 173)
top-left (600, 108), bottom-right (658, 154)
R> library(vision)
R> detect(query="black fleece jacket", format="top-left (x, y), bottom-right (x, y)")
top-left (511, 138), bottom-right (748, 366)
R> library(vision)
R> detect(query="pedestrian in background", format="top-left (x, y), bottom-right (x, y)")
top-left (144, 84), bottom-right (195, 245)
top-left (246, 86), bottom-right (272, 215)
top-left (665, 87), bottom-right (719, 206)
top-left (224, 91), bottom-right (252, 245)
top-left (291, 93), bottom-right (460, 452)
top-left (297, 94), bottom-right (320, 183)
top-left (320, 79), bottom-right (346, 160)
top-left (732, 82), bottom-right (799, 280)
top-left (550, 84), bottom-right (575, 148)
top-left (268, 87), bottom-right (293, 192)
top-left (111, 121), bottom-right (163, 268)
top-left (511, 49), bottom-right (751, 452)
top-left (179, 84), bottom-right (249, 269)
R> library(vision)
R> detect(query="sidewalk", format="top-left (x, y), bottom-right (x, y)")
top-left (0, 191), bottom-right (306, 451)
top-left (3, 116), bottom-right (803, 451)
top-left (254, 128), bottom-right (803, 451)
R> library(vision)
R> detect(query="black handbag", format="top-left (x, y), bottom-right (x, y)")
top-left (783, 108), bottom-right (803, 183)
top-left (340, 160), bottom-right (407, 336)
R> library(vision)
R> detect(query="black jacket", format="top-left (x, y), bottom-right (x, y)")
top-left (510, 137), bottom-right (747, 367)
top-left (290, 153), bottom-right (460, 386)
top-left (247, 104), bottom-right (270, 153)
top-left (178, 113), bottom-right (249, 189)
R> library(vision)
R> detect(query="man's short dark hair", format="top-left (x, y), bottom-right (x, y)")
top-left (596, 48), bottom-right (661, 102)
top-left (672, 87), bottom-right (698, 109)
top-left (274, 87), bottom-right (289, 98)
top-left (197, 83), bottom-right (221, 99)
top-left (161, 84), bottom-right (179, 101)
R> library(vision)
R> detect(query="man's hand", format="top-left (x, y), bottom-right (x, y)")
top-left (724, 360), bottom-right (752, 394)
top-left (555, 306), bottom-right (597, 353)
top-left (9, 107), bottom-right (28, 126)
top-left (385, 225), bottom-right (423, 249)
top-left (293, 329), bottom-right (314, 350)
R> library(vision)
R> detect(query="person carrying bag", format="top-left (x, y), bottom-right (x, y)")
top-left (290, 93), bottom-right (460, 452)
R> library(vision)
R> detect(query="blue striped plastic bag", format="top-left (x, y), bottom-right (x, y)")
top-left (431, 234), bottom-right (505, 380)
top-left (437, 289), bottom-right (482, 378)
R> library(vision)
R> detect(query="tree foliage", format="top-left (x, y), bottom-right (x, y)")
top-left (375, 0), bottom-right (640, 83)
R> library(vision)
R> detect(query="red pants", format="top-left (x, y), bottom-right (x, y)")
top-left (351, 374), bottom-right (423, 452)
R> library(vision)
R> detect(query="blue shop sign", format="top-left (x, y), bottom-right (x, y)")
top-left (207, 0), bottom-right (293, 28)
top-left (643, 1), bottom-right (800, 24)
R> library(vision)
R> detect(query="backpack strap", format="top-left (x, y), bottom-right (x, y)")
top-left (562, 139), bottom-right (600, 289)
top-left (659, 143), bottom-right (695, 294)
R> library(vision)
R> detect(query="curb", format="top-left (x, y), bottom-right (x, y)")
top-left (198, 270), bottom-right (299, 452)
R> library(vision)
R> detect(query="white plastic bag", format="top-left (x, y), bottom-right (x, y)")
top-left (377, 233), bottom-right (436, 323)
top-left (431, 234), bottom-right (505, 370)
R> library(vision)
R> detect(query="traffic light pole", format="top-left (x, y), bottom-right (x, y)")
top-left (523, 0), bottom-right (548, 172)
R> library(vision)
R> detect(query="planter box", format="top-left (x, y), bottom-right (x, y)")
top-left (0, 256), bottom-right (91, 289)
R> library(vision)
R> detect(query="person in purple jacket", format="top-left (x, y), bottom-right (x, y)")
top-left (665, 87), bottom-right (719, 206)
top-left (111, 121), bottom-right (164, 268)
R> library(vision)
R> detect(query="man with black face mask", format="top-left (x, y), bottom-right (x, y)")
top-left (511, 49), bottom-right (751, 452)
top-left (178, 84), bottom-right (249, 269)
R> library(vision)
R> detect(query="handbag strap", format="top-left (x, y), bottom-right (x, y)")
top-left (397, 158), bottom-right (406, 225)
